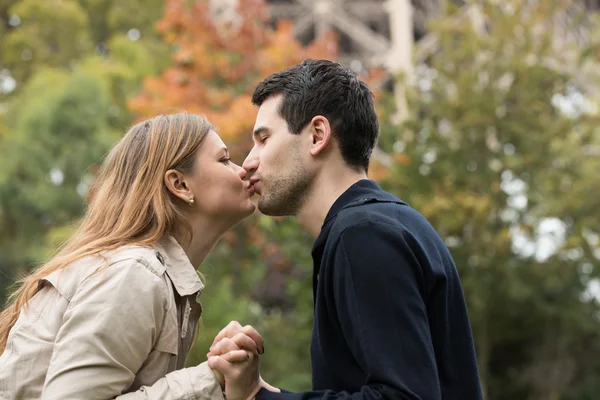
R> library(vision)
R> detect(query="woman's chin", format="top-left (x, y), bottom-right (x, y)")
top-left (227, 204), bottom-right (256, 229)
top-left (225, 200), bottom-right (256, 226)
top-left (244, 201), bottom-right (257, 216)
top-left (238, 200), bottom-right (257, 219)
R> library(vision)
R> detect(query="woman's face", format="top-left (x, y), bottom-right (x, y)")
top-left (187, 130), bottom-right (256, 223)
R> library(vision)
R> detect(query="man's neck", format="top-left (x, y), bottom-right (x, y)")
top-left (296, 170), bottom-right (368, 237)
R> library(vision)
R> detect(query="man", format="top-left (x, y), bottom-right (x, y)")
top-left (209, 59), bottom-right (483, 399)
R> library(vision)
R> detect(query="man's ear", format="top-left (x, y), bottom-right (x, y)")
top-left (309, 115), bottom-right (332, 157)
top-left (164, 169), bottom-right (193, 203)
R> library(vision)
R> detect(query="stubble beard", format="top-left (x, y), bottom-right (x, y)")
top-left (257, 166), bottom-right (314, 217)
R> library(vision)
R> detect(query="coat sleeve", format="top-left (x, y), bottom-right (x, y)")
top-left (114, 362), bottom-right (224, 400)
top-left (41, 259), bottom-right (224, 400)
top-left (256, 220), bottom-right (441, 400)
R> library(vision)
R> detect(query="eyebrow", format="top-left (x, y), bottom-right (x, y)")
top-left (220, 146), bottom-right (229, 155)
top-left (253, 127), bottom-right (271, 140)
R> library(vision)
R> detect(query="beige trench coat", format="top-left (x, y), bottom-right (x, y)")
top-left (0, 236), bottom-right (224, 400)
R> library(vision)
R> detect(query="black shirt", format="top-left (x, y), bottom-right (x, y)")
top-left (257, 180), bottom-right (483, 399)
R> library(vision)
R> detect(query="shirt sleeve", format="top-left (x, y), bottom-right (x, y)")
top-left (256, 220), bottom-right (441, 400)
top-left (41, 258), bottom-right (225, 400)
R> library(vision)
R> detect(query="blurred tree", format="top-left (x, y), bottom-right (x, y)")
top-left (0, 0), bottom-right (19, 64)
top-left (0, 68), bottom-right (115, 299)
top-left (1, 0), bottom-right (93, 89)
top-left (78, 0), bottom-right (165, 47)
top-left (0, 0), bottom-right (169, 100)
top-left (1, 0), bottom-right (598, 397)
top-left (129, 0), bottom-right (337, 143)
top-left (0, 0), bottom-right (168, 301)
top-left (379, 0), bottom-right (600, 398)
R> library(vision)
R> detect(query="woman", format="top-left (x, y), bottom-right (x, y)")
top-left (0, 113), bottom-right (262, 399)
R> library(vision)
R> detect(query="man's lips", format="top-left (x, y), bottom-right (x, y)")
top-left (249, 178), bottom-right (261, 195)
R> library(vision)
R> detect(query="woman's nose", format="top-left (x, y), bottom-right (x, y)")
top-left (243, 147), bottom-right (259, 174)
top-left (236, 163), bottom-right (247, 180)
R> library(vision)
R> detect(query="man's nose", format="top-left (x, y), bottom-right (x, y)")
top-left (242, 146), bottom-right (259, 174)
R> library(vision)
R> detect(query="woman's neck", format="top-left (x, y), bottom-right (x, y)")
top-left (176, 216), bottom-right (230, 268)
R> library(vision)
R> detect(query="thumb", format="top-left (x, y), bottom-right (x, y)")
top-left (208, 355), bottom-right (225, 370)
top-left (212, 366), bottom-right (225, 389)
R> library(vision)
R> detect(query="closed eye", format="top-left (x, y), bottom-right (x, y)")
top-left (220, 157), bottom-right (231, 164)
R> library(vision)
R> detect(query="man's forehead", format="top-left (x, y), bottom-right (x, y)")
top-left (254, 106), bottom-right (272, 126)
top-left (254, 98), bottom-right (284, 131)
top-left (257, 96), bottom-right (282, 117)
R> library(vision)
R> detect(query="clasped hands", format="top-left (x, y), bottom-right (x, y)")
top-left (207, 321), bottom-right (279, 400)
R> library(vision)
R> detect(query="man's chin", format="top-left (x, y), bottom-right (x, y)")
top-left (257, 203), bottom-right (290, 217)
top-left (257, 197), bottom-right (276, 216)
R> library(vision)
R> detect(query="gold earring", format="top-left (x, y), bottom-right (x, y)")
top-left (188, 197), bottom-right (195, 206)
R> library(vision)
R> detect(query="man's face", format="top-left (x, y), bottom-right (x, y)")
top-left (243, 95), bottom-right (314, 216)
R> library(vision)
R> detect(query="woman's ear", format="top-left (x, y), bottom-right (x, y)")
top-left (164, 169), bottom-right (193, 203)
top-left (309, 115), bottom-right (332, 157)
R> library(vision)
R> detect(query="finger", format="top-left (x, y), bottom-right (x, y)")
top-left (210, 321), bottom-right (243, 350)
top-left (213, 367), bottom-right (225, 389)
top-left (208, 355), bottom-right (235, 374)
top-left (241, 325), bottom-right (264, 354)
top-left (211, 337), bottom-right (240, 356)
top-left (221, 350), bottom-right (251, 363)
top-left (231, 332), bottom-right (259, 354)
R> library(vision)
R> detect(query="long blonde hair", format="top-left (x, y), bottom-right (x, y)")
top-left (0, 113), bottom-right (213, 353)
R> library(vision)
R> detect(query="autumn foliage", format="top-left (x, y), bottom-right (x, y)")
top-left (129, 0), bottom-right (338, 151)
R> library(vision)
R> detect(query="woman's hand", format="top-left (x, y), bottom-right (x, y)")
top-left (208, 346), bottom-right (261, 400)
top-left (207, 321), bottom-right (265, 399)
top-left (207, 337), bottom-right (251, 389)
top-left (208, 321), bottom-right (264, 356)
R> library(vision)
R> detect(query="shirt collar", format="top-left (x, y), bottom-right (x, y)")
top-left (312, 179), bottom-right (405, 253)
top-left (153, 235), bottom-right (204, 297)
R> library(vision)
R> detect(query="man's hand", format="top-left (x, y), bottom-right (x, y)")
top-left (260, 377), bottom-right (281, 393)
top-left (208, 321), bottom-right (264, 357)
top-left (209, 349), bottom-right (261, 400)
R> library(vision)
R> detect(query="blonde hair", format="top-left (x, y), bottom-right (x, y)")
top-left (0, 113), bottom-right (213, 353)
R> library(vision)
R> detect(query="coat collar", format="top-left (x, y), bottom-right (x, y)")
top-left (153, 235), bottom-right (204, 297)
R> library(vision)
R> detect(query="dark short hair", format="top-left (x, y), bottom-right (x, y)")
top-left (252, 59), bottom-right (379, 172)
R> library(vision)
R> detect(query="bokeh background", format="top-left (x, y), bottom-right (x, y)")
top-left (1, 0), bottom-right (600, 398)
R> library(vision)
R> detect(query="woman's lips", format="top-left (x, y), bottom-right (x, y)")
top-left (249, 179), bottom-right (261, 195)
